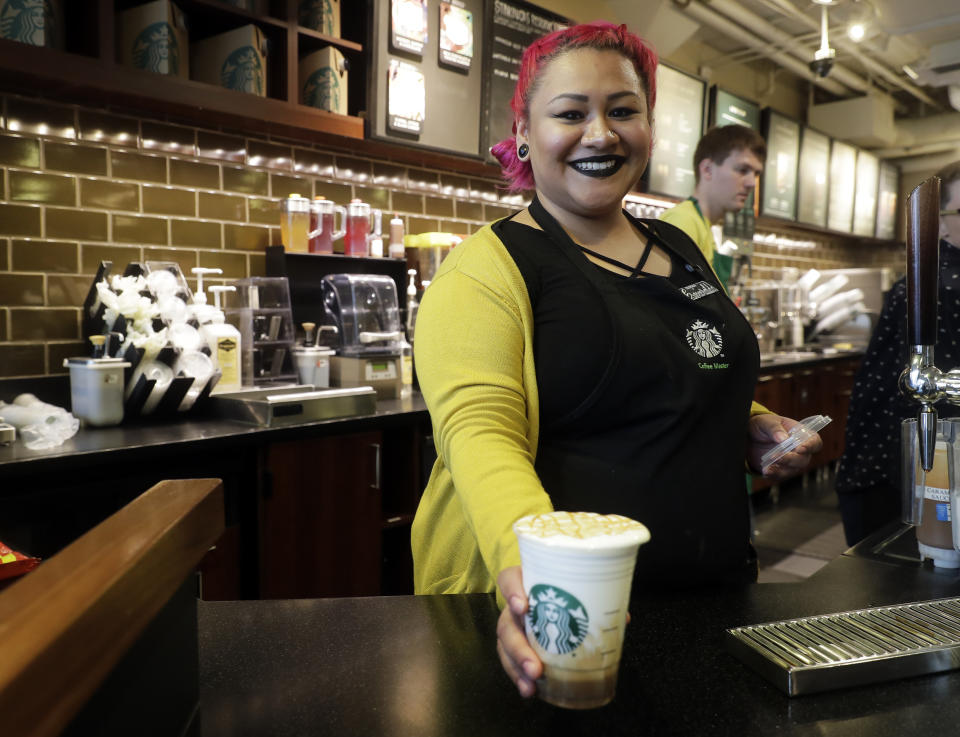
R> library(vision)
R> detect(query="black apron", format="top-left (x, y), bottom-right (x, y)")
top-left (498, 197), bottom-right (760, 585)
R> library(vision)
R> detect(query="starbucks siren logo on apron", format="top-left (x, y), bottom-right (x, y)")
top-left (686, 319), bottom-right (723, 358)
top-left (526, 585), bottom-right (589, 655)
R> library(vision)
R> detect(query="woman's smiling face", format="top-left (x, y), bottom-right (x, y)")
top-left (517, 47), bottom-right (652, 220)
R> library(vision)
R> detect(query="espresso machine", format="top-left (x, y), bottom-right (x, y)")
top-left (320, 273), bottom-right (403, 399)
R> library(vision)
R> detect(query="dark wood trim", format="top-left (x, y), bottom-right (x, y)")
top-left (0, 39), bottom-right (365, 140)
top-left (0, 478), bottom-right (224, 737)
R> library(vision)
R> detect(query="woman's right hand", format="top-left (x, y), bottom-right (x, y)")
top-left (496, 566), bottom-right (542, 698)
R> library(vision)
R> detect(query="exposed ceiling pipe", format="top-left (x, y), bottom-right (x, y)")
top-left (897, 149), bottom-right (960, 174)
top-left (676, 0), bottom-right (850, 97)
top-left (874, 112), bottom-right (960, 158)
top-left (874, 142), bottom-right (959, 160)
top-left (700, 0), bottom-right (876, 98)
top-left (760, 0), bottom-right (941, 109)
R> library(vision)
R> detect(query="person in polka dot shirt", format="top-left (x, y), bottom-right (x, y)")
top-left (836, 161), bottom-right (960, 546)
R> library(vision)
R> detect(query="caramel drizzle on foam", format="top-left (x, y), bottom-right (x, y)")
top-left (517, 511), bottom-right (645, 539)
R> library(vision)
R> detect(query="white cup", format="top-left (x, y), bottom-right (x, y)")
top-left (130, 360), bottom-right (174, 415)
top-left (174, 351), bottom-right (216, 410)
top-left (513, 511), bottom-right (650, 709)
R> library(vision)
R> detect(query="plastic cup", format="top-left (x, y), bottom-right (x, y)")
top-left (513, 511), bottom-right (650, 709)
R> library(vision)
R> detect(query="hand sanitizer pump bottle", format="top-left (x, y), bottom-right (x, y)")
top-left (204, 285), bottom-right (243, 394)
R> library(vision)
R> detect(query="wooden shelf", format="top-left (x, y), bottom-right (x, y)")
top-left (297, 27), bottom-right (364, 54)
top-left (0, 39), bottom-right (365, 140)
top-left (756, 214), bottom-right (904, 248)
top-left (0, 0), bottom-right (369, 143)
top-left (0, 1), bottom-right (510, 178)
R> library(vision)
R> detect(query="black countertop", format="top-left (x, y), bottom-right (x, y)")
top-left (0, 394), bottom-right (428, 473)
top-left (0, 347), bottom-right (857, 473)
top-left (759, 349), bottom-right (863, 371)
top-left (198, 549), bottom-right (960, 737)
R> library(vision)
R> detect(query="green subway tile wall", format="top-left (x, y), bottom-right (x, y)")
top-left (0, 93), bottom-right (900, 378)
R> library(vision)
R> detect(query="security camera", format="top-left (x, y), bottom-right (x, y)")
top-left (809, 56), bottom-right (835, 78)
top-left (809, 47), bottom-right (836, 78)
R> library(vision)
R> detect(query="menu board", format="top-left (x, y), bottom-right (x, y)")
top-left (391, 0), bottom-right (429, 56)
top-left (369, 0), bottom-right (486, 156)
top-left (875, 162), bottom-right (899, 240)
top-left (760, 110), bottom-right (800, 220)
top-left (796, 127), bottom-right (830, 228)
top-left (711, 87), bottom-right (759, 241)
top-left (480, 0), bottom-right (567, 163)
top-left (710, 87), bottom-right (760, 130)
top-left (827, 140), bottom-right (857, 232)
top-left (387, 59), bottom-right (426, 134)
top-left (439, 2), bottom-right (475, 70)
top-left (852, 150), bottom-right (879, 237)
top-left (646, 64), bottom-right (705, 198)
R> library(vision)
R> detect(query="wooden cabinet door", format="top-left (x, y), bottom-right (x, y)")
top-left (754, 373), bottom-right (783, 416)
top-left (829, 358), bottom-right (861, 461)
top-left (260, 431), bottom-right (383, 599)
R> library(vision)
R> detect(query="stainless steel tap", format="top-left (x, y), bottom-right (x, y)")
top-left (900, 176), bottom-right (948, 471)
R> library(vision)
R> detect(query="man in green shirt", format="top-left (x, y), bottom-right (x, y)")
top-left (661, 124), bottom-right (766, 289)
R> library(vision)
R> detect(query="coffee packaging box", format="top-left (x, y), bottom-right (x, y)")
top-left (299, 46), bottom-right (348, 115)
top-left (119, 0), bottom-right (189, 79)
top-left (191, 24), bottom-right (268, 97)
top-left (298, 0), bottom-right (341, 38)
top-left (0, 0), bottom-right (63, 49)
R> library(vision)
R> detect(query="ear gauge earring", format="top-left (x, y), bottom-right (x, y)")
top-left (517, 143), bottom-right (530, 161)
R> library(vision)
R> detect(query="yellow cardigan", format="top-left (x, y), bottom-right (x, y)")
top-left (411, 221), bottom-right (768, 596)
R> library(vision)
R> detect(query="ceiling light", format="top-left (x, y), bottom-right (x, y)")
top-left (847, 23), bottom-right (865, 42)
top-left (902, 64), bottom-right (919, 80)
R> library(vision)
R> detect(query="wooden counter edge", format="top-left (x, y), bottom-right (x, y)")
top-left (0, 477), bottom-right (225, 737)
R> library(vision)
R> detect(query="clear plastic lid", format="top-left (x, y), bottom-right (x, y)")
top-left (760, 414), bottom-right (832, 471)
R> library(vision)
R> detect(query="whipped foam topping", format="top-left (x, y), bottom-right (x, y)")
top-left (513, 511), bottom-right (650, 548)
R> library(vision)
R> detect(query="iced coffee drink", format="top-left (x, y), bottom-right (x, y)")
top-left (513, 511), bottom-right (650, 709)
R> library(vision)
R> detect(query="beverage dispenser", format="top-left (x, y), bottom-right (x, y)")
top-left (344, 199), bottom-right (383, 257)
top-left (900, 176), bottom-right (960, 564)
top-left (308, 196), bottom-right (346, 254)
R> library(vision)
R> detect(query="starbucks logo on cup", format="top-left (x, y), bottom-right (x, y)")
top-left (526, 585), bottom-right (589, 655)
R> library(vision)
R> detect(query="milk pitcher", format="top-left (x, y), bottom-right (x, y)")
top-left (309, 196), bottom-right (346, 254)
top-left (344, 198), bottom-right (382, 257)
top-left (902, 418), bottom-right (960, 567)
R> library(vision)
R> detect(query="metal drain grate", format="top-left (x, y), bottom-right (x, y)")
top-left (726, 597), bottom-right (960, 695)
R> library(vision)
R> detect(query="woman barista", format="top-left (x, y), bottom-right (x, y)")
top-left (409, 21), bottom-right (821, 697)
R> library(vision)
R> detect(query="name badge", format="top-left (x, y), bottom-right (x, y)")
top-left (680, 280), bottom-right (719, 301)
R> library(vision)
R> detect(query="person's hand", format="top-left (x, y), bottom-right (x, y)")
top-left (747, 413), bottom-right (823, 480)
top-left (496, 566), bottom-right (542, 698)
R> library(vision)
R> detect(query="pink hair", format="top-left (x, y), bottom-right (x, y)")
top-left (490, 21), bottom-right (658, 192)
